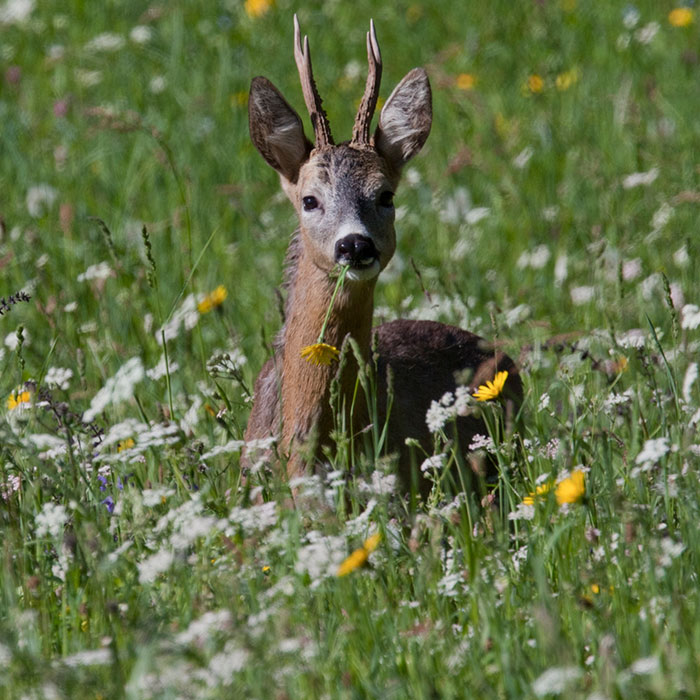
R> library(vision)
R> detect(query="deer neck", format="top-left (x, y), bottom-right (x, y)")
top-left (280, 251), bottom-right (375, 461)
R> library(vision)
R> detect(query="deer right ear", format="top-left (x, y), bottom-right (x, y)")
top-left (374, 68), bottom-right (432, 173)
top-left (249, 76), bottom-right (313, 184)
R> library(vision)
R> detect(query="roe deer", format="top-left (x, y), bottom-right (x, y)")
top-left (244, 16), bottom-right (521, 491)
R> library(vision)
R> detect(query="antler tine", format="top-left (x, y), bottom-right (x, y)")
top-left (351, 19), bottom-right (383, 147)
top-left (293, 14), bottom-right (333, 148)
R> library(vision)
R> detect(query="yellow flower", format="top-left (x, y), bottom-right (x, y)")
top-left (473, 370), bottom-right (508, 401)
top-left (522, 469), bottom-right (586, 506)
top-left (555, 469), bottom-right (585, 504)
top-left (300, 342), bottom-right (340, 366)
top-left (117, 438), bottom-right (135, 452)
top-left (7, 389), bottom-right (31, 411)
top-left (456, 73), bottom-right (476, 90)
top-left (244, 0), bottom-right (273, 19)
top-left (669, 7), bottom-right (694, 27)
top-left (555, 67), bottom-right (580, 91)
top-left (527, 74), bottom-right (544, 93)
top-left (337, 533), bottom-right (381, 577)
top-left (198, 285), bottom-right (227, 313)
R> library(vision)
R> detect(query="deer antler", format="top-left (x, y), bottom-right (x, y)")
top-left (294, 14), bottom-right (333, 148)
top-left (350, 19), bottom-right (382, 147)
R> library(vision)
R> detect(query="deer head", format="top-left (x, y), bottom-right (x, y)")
top-left (248, 16), bottom-right (432, 284)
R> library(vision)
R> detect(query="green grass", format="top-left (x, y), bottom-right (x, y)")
top-left (1, 0), bottom-right (700, 697)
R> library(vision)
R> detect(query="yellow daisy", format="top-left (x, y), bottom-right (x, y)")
top-left (198, 285), bottom-right (228, 314)
top-left (7, 389), bottom-right (31, 411)
top-left (669, 8), bottom-right (694, 27)
top-left (337, 533), bottom-right (381, 577)
top-left (473, 370), bottom-right (508, 401)
top-left (300, 342), bottom-right (340, 366)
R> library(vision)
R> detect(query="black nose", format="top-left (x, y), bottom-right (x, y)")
top-left (334, 234), bottom-right (378, 266)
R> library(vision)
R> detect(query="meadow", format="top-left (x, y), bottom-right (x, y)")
top-left (1, 0), bottom-right (699, 697)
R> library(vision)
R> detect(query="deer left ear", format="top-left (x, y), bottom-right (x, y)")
top-left (249, 76), bottom-right (313, 184)
top-left (374, 68), bottom-right (432, 172)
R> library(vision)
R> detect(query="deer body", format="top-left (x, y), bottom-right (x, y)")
top-left (244, 18), bottom-right (521, 485)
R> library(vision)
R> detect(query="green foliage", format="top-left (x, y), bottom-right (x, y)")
top-left (1, 0), bottom-right (699, 697)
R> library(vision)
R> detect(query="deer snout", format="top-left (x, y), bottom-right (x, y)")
top-left (334, 234), bottom-right (378, 268)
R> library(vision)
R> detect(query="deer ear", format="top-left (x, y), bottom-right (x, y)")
top-left (374, 68), bottom-right (432, 172)
top-left (249, 76), bottom-right (313, 184)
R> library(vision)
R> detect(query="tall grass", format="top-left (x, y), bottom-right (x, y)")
top-left (1, 1), bottom-right (699, 697)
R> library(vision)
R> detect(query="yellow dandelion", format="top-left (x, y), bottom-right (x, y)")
top-left (555, 469), bottom-right (585, 504)
top-left (456, 73), bottom-right (476, 90)
top-left (300, 342), bottom-right (340, 366)
top-left (244, 0), bottom-right (273, 19)
top-left (555, 67), bottom-right (580, 91)
top-left (197, 285), bottom-right (228, 314)
top-left (337, 533), bottom-right (381, 577)
top-left (7, 389), bottom-right (31, 411)
top-left (669, 7), bottom-right (694, 27)
top-left (262, 565), bottom-right (271, 575)
top-left (117, 438), bottom-right (135, 452)
top-left (522, 469), bottom-right (586, 507)
top-left (590, 583), bottom-right (600, 594)
top-left (527, 74), bottom-right (544, 93)
top-left (473, 370), bottom-right (508, 402)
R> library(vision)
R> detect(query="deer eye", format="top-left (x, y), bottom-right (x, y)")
top-left (378, 191), bottom-right (395, 208)
top-left (302, 196), bottom-right (319, 211)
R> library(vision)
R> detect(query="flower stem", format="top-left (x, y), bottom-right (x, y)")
top-left (317, 265), bottom-right (349, 344)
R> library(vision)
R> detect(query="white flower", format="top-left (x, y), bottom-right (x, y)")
top-left (513, 146), bottom-right (534, 170)
top-left (146, 354), bottom-right (179, 380)
top-left (74, 68), bottom-right (102, 87)
top-left (85, 32), bottom-right (125, 52)
top-left (628, 656), bottom-right (660, 676)
top-left (61, 648), bottom-right (112, 667)
top-left (420, 453), bottom-right (446, 473)
top-left (294, 533), bottom-right (345, 583)
top-left (673, 245), bottom-right (689, 267)
top-left (175, 610), bottom-right (232, 646)
top-left (426, 399), bottom-right (452, 433)
top-left (635, 437), bottom-right (670, 471)
top-left (149, 75), bottom-right (167, 94)
top-left (532, 666), bottom-right (582, 696)
top-left (5, 329), bottom-right (29, 350)
top-left (229, 502), bottom-right (278, 534)
top-left (142, 487), bottom-right (175, 507)
top-left (26, 184), bottom-right (57, 217)
top-left (622, 258), bottom-right (642, 281)
top-left (508, 503), bottom-right (535, 521)
top-left (201, 440), bottom-right (245, 461)
top-left (681, 304), bottom-right (700, 330)
top-left (622, 167), bottom-right (658, 189)
top-left (138, 549), bottom-right (175, 583)
top-left (570, 286), bottom-right (595, 305)
top-left (634, 22), bottom-right (660, 45)
top-left (157, 294), bottom-right (199, 342)
top-left (77, 261), bottom-right (112, 282)
top-left (35, 502), bottom-right (68, 539)
top-left (82, 357), bottom-right (145, 422)
top-left (683, 363), bottom-right (698, 403)
top-left (129, 25), bottom-right (152, 44)
top-left (554, 253), bottom-right (568, 286)
top-left (0, 0), bottom-right (34, 25)
top-left (465, 207), bottom-right (490, 225)
top-left (45, 366), bottom-right (73, 390)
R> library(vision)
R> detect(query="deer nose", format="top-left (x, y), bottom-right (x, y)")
top-left (334, 234), bottom-right (378, 267)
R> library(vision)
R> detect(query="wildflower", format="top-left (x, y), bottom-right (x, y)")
top-left (527, 74), bottom-right (544, 93)
top-left (455, 73), bottom-right (475, 90)
top-left (523, 469), bottom-right (585, 506)
top-left (301, 265), bottom-right (348, 366)
top-left (473, 370), bottom-right (508, 401)
top-left (622, 167), bottom-right (659, 189)
top-left (82, 357), bottom-right (145, 422)
top-left (35, 502), bottom-right (68, 539)
top-left (669, 8), bottom-right (694, 27)
top-left (570, 285), bottom-right (594, 305)
top-left (555, 470), bottom-right (585, 504)
top-left (681, 304), bottom-right (700, 330)
top-left (555, 67), bottom-right (579, 91)
top-left (26, 184), bottom-right (57, 217)
top-left (45, 366), bottom-right (73, 390)
top-left (244, 0), bottom-right (273, 18)
top-left (197, 285), bottom-right (228, 313)
top-left (532, 666), bottom-right (582, 696)
top-left (7, 388), bottom-right (31, 410)
top-left (300, 342), bottom-right (340, 366)
top-left (337, 533), bottom-right (381, 577)
top-left (85, 32), bottom-right (125, 52)
top-left (117, 438), bottom-right (135, 452)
